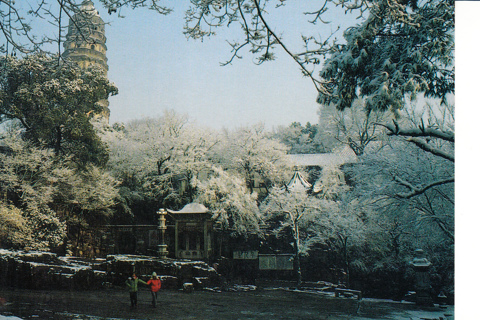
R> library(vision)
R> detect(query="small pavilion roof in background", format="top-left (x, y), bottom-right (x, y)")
top-left (288, 146), bottom-right (357, 168)
top-left (283, 171), bottom-right (312, 192)
top-left (166, 203), bottom-right (209, 214)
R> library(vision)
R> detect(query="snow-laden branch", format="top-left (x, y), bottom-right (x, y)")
top-left (383, 122), bottom-right (454, 142)
top-left (394, 175), bottom-right (454, 199)
top-left (379, 121), bottom-right (454, 162)
top-left (405, 137), bottom-right (454, 162)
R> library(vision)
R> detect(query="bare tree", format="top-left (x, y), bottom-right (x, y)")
top-left (0, 0), bottom-right (171, 57)
top-left (320, 99), bottom-right (393, 156)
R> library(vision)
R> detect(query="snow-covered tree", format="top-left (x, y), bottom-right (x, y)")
top-left (347, 135), bottom-right (453, 245)
top-left (313, 165), bottom-right (350, 201)
top-left (261, 187), bottom-right (325, 287)
top-left (0, 204), bottom-right (32, 249)
top-left (319, 196), bottom-right (373, 286)
top-left (218, 124), bottom-right (291, 197)
top-left (380, 102), bottom-right (454, 199)
top-left (273, 122), bottom-right (337, 154)
top-left (0, 130), bottom-right (120, 252)
top-left (0, 133), bottom-right (67, 250)
top-left (0, 54), bottom-right (117, 166)
top-left (319, 99), bottom-right (394, 156)
top-left (104, 111), bottom-right (220, 213)
top-left (194, 166), bottom-right (263, 254)
top-left (317, 0), bottom-right (453, 112)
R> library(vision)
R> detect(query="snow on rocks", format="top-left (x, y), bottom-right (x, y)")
top-left (0, 250), bottom-right (222, 291)
top-left (0, 249), bottom-right (102, 290)
top-left (105, 254), bottom-right (222, 289)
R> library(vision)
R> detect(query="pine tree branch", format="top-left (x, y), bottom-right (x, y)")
top-left (378, 121), bottom-right (454, 162)
top-left (382, 121), bottom-right (454, 142)
top-left (405, 137), bottom-right (454, 162)
top-left (394, 175), bottom-right (454, 199)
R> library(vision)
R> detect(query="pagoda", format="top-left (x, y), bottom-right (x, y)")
top-left (62, 0), bottom-right (110, 119)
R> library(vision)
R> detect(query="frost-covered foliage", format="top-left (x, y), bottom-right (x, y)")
top-left (104, 111), bottom-right (220, 211)
top-left (261, 163), bottom-right (375, 286)
top-left (0, 134), bottom-right (66, 249)
top-left (346, 136), bottom-right (454, 245)
top-left (0, 131), bottom-right (120, 251)
top-left (313, 165), bottom-right (350, 201)
top-left (319, 99), bottom-right (394, 156)
top-left (0, 55), bottom-right (121, 252)
top-left (273, 122), bottom-right (338, 154)
top-left (340, 103), bottom-right (454, 296)
top-left (262, 187), bottom-right (332, 254)
top-left (217, 124), bottom-right (291, 196)
top-left (0, 204), bottom-right (30, 249)
top-left (105, 117), bottom-right (292, 209)
top-left (318, 0), bottom-right (454, 112)
top-left (50, 164), bottom-right (121, 231)
top-left (0, 54), bottom-right (117, 166)
top-left (194, 167), bottom-right (262, 237)
top-left (103, 113), bottom-right (293, 233)
top-left (325, 100), bottom-right (455, 295)
top-left (261, 185), bottom-right (339, 286)
top-left (343, 101), bottom-right (454, 243)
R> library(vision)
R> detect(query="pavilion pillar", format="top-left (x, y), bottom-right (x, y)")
top-left (157, 208), bottom-right (168, 259)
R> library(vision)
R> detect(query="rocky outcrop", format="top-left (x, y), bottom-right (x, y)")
top-left (0, 250), bottom-right (222, 291)
top-left (105, 254), bottom-right (222, 289)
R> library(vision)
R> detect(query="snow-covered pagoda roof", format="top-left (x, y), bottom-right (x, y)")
top-left (288, 146), bottom-right (357, 167)
top-left (80, 0), bottom-right (100, 17)
top-left (166, 203), bottom-right (209, 214)
top-left (283, 171), bottom-right (312, 192)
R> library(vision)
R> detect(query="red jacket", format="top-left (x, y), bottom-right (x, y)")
top-left (147, 278), bottom-right (161, 292)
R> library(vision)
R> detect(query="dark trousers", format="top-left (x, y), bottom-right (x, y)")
top-left (151, 291), bottom-right (158, 307)
top-left (130, 292), bottom-right (138, 307)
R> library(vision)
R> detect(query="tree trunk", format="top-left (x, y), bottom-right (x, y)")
top-left (218, 231), bottom-right (224, 257)
top-left (342, 236), bottom-right (350, 287)
top-left (55, 126), bottom-right (62, 156)
top-left (293, 222), bottom-right (302, 288)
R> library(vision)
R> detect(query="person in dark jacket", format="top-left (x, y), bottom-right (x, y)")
top-left (125, 273), bottom-right (147, 308)
top-left (146, 272), bottom-right (162, 307)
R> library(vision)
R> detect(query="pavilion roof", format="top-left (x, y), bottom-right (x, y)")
top-left (283, 171), bottom-right (312, 192)
top-left (166, 202), bottom-right (209, 214)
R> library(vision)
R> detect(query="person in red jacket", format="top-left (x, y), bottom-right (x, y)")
top-left (146, 272), bottom-right (161, 307)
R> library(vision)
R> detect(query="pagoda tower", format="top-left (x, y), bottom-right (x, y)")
top-left (62, 0), bottom-right (110, 119)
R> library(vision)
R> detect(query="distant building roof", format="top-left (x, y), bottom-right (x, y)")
top-left (166, 203), bottom-right (209, 214)
top-left (288, 146), bottom-right (357, 167)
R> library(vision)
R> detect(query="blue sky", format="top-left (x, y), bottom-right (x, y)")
top-left (97, 2), bottom-right (357, 130)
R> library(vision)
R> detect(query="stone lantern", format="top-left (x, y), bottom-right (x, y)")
top-left (157, 208), bottom-right (169, 258)
top-left (410, 249), bottom-right (433, 306)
